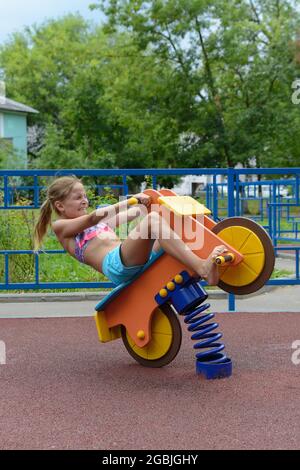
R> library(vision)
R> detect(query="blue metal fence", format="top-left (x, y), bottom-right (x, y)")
top-left (1, 168), bottom-right (300, 311)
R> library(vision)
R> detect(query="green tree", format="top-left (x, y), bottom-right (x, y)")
top-left (0, 15), bottom-right (91, 125)
top-left (91, 0), bottom-right (300, 167)
top-left (1, 3), bottom-right (300, 170)
top-left (0, 15), bottom-right (179, 169)
top-left (0, 139), bottom-right (24, 169)
top-left (97, 33), bottom-right (182, 168)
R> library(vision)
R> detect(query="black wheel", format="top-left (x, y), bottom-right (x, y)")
top-left (121, 304), bottom-right (182, 368)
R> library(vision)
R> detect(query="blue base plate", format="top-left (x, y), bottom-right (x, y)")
top-left (196, 358), bottom-right (232, 379)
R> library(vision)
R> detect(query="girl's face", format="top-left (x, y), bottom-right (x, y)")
top-left (55, 182), bottom-right (89, 218)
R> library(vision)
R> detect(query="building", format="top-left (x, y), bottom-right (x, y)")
top-left (0, 87), bottom-right (38, 168)
top-left (170, 174), bottom-right (223, 196)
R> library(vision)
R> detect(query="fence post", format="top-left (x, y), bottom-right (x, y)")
top-left (152, 175), bottom-right (157, 190)
top-left (4, 253), bottom-right (9, 288)
top-left (122, 175), bottom-right (128, 196)
top-left (272, 182), bottom-right (277, 248)
top-left (206, 183), bottom-right (210, 209)
top-left (235, 175), bottom-right (240, 216)
top-left (35, 252), bottom-right (39, 286)
top-left (227, 168), bottom-right (235, 217)
top-left (227, 168), bottom-right (236, 311)
top-left (34, 175), bottom-right (39, 208)
top-left (4, 175), bottom-right (8, 208)
top-left (213, 175), bottom-right (218, 219)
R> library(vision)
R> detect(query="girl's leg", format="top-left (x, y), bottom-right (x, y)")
top-left (120, 212), bottom-right (226, 285)
top-left (152, 240), bottom-right (161, 253)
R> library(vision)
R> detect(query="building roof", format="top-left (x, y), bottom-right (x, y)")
top-left (0, 97), bottom-right (38, 114)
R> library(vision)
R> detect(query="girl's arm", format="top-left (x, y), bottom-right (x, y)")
top-left (52, 194), bottom-right (150, 238)
top-left (102, 192), bottom-right (150, 228)
top-left (52, 199), bottom-right (133, 238)
top-left (105, 206), bottom-right (147, 229)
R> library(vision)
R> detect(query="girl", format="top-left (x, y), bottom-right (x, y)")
top-left (34, 176), bottom-right (226, 286)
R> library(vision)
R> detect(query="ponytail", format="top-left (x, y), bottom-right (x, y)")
top-left (33, 175), bottom-right (81, 251)
top-left (33, 198), bottom-right (53, 251)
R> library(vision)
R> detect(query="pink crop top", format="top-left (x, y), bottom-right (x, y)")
top-left (74, 222), bottom-right (114, 263)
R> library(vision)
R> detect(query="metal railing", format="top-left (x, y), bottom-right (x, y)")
top-left (1, 168), bottom-right (300, 311)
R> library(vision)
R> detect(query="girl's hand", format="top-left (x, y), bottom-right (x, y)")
top-left (134, 193), bottom-right (151, 207)
top-left (211, 245), bottom-right (227, 261)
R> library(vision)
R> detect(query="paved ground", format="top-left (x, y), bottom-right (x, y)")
top-left (1, 282), bottom-right (300, 318)
top-left (0, 313), bottom-right (300, 450)
top-left (1, 254), bottom-right (299, 317)
top-left (0, 255), bottom-right (300, 450)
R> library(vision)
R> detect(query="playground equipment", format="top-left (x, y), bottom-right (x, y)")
top-left (94, 189), bottom-right (275, 379)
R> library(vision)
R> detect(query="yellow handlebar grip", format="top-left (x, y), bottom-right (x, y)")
top-left (128, 197), bottom-right (139, 206)
top-left (215, 253), bottom-right (235, 266)
top-left (215, 256), bottom-right (225, 265)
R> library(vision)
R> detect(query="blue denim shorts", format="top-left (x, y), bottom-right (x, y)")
top-left (102, 245), bottom-right (160, 286)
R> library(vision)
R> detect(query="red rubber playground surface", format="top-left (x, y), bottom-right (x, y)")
top-left (0, 312), bottom-right (300, 450)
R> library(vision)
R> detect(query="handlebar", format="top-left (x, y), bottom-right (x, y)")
top-left (128, 197), bottom-right (139, 206)
top-left (214, 253), bottom-right (235, 266)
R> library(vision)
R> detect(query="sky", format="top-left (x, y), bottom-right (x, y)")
top-left (0, 0), bottom-right (103, 44)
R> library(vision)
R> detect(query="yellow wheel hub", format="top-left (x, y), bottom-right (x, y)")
top-left (217, 226), bottom-right (265, 287)
top-left (126, 308), bottom-right (173, 360)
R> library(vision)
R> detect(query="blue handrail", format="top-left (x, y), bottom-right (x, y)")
top-left (1, 167), bottom-right (300, 312)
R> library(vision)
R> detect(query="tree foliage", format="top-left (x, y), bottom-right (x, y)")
top-left (92, 0), bottom-right (300, 167)
top-left (0, 139), bottom-right (24, 169)
top-left (0, 2), bottom-right (300, 170)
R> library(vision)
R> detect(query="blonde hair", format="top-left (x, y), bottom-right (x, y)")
top-left (33, 175), bottom-right (82, 251)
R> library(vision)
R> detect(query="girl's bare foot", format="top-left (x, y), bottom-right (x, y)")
top-left (198, 245), bottom-right (227, 285)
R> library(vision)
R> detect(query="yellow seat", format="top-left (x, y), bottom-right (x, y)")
top-left (158, 196), bottom-right (211, 216)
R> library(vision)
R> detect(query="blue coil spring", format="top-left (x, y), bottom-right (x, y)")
top-left (183, 302), bottom-right (229, 364)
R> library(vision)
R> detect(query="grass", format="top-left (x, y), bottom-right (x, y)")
top-left (0, 196), bottom-right (299, 294)
top-left (0, 234), bottom-right (109, 294)
top-left (204, 268), bottom-right (294, 292)
top-left (270, 268), bottom-right (294, 279)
